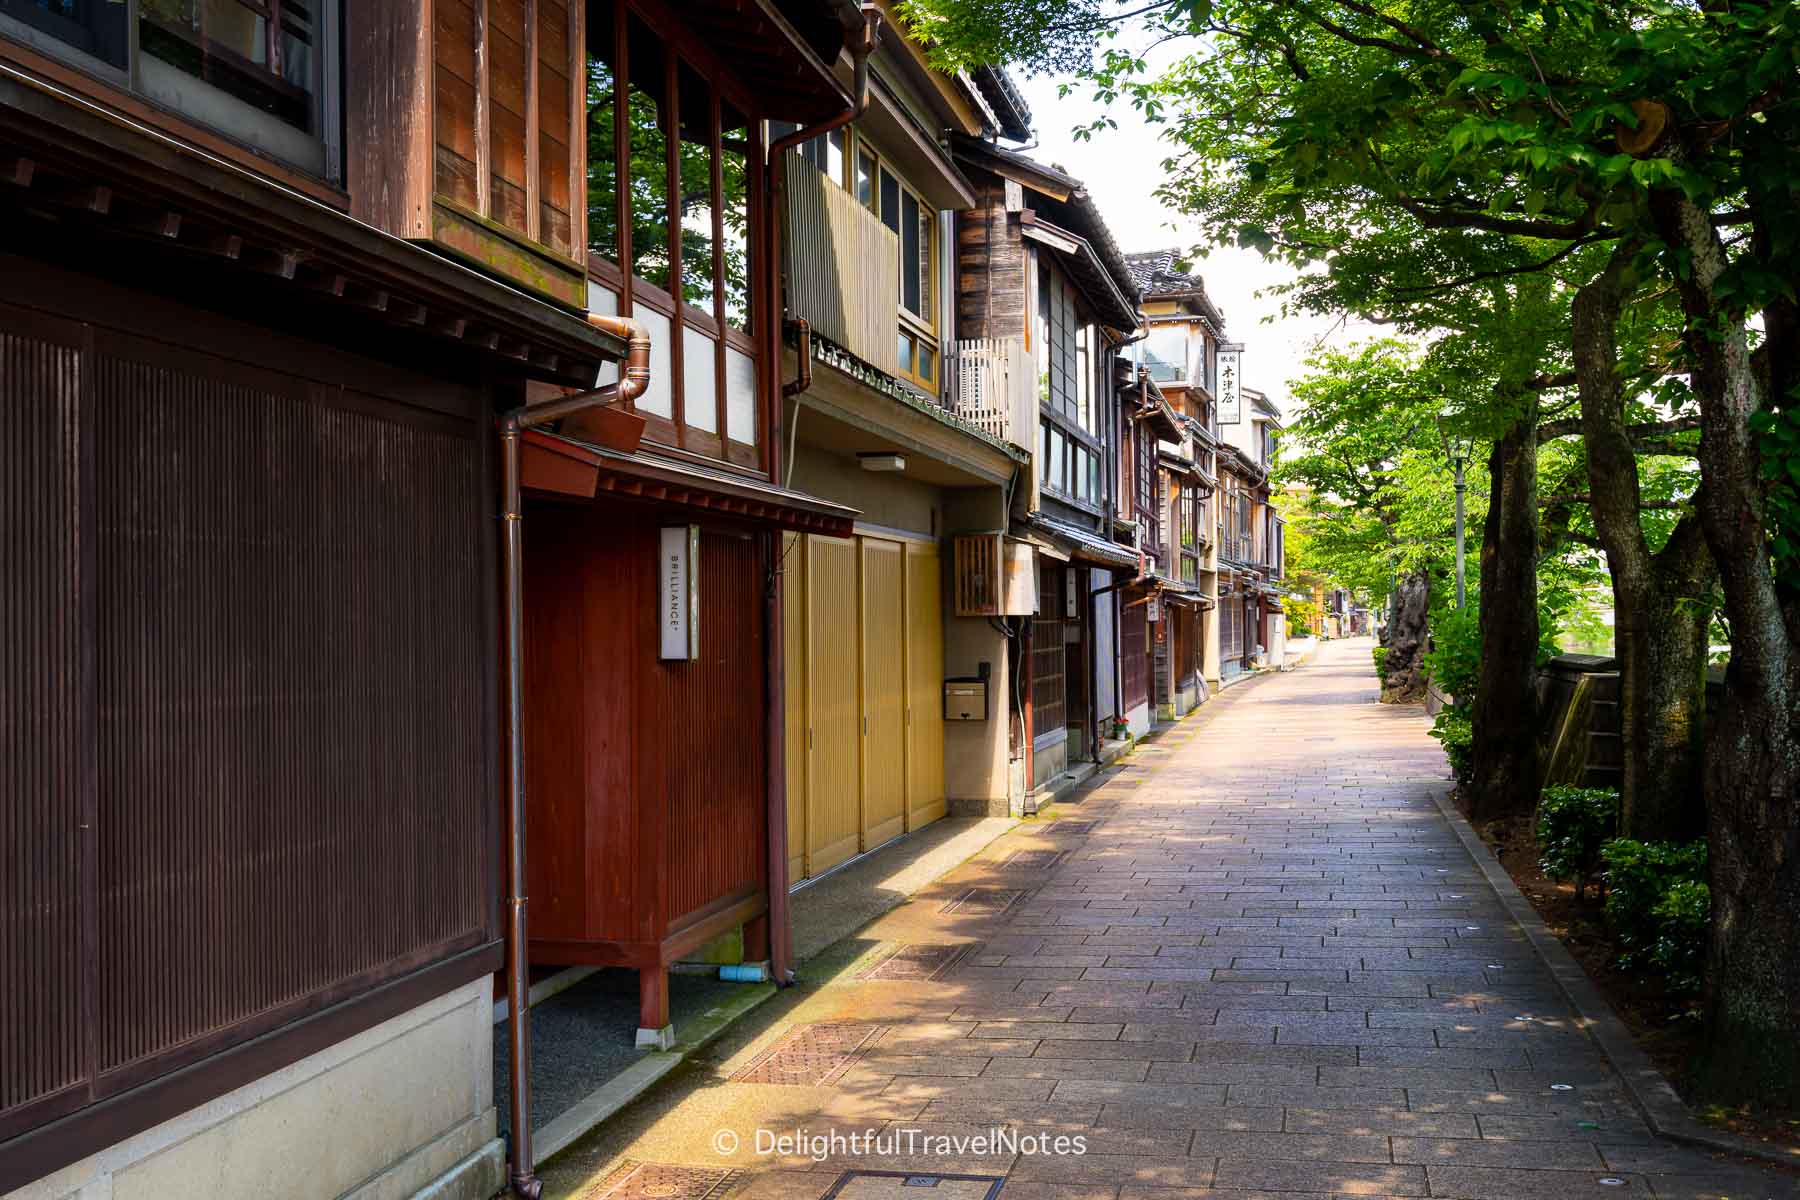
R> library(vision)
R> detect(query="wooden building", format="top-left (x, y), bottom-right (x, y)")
top-left (0, 1), bottom-right (870, 1197)
top-left (771, 17), bottom-right (1044, 862)
top-left (946, 137), bottom-right (1145, 792)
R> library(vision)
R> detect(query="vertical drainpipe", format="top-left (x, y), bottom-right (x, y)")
top-left (500, 314), bottom-right (651, 1200)
top-left (761, 4), bottom-right (882, 986)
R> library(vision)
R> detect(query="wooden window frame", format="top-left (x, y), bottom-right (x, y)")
top-left (1033, 252), bottom-right (1103, 514)
top-left (584, 1), bottom-right (763, 472)
top-left (0, 0), bottom-right (343, 186)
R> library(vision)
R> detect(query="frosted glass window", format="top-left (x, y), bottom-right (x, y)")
top-left (725, 345), bottom-right (757, 445)
top-left (635, 304), bottom-right (673, 418)
top-left (683, 325), bottom-right (717, 432)
top-left (589, 282), bottom-right (620, 388)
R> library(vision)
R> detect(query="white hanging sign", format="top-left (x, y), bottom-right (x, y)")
top-left (659, 525), bottom-right (700, 660)
top-left (1217, 346), bottom-right (1243, 424)
top-left (1146, 593), bottom-right (1162, 623)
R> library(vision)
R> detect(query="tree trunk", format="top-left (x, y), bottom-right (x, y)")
top-left (1572, 247), bottom-right (1714, 838)
top-left (1652, 189), bottom-right (1800, 1104)
top-left (1466, 414), bottom-right (1541, 821)
top-left (1382, 569), bottom-right (1430, 702)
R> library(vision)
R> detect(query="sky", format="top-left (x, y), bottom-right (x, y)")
top-left (1010, 68), bottom-right (1370, 408)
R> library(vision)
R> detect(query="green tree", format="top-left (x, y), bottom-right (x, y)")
top-left (902, 0), bottom-right (1800, 1102)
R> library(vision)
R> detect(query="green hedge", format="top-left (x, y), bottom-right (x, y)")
top-left (1429, 708), bottom-right (1473, 788)
top-left (1600, 838), bottom-right (1709, 995)
top-left (1536, 786), bottom-right (1619, 898)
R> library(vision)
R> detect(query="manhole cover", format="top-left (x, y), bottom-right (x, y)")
top-left (731, 1023), bottom-right (884, 1085)
top-left (585, 1162), bottom-right (740, 1200)
top-left (825, 1172), bottom-right (1006, 1199)
top-left (999, 849), bottom-right (1068, 869)
top-left (858, 943), bottom-right (975, 981)
top-left (940, 888), bottom-right (1024, 915)
top-left (1048, 820), bottom-right (1100, 834)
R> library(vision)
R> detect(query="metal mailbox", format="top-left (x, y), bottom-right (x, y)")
top-left (943, 678), bottom-right (989, 721)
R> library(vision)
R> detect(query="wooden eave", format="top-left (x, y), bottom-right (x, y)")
top-left (691, 0), bottom-right (857, 123)
top-left (864, 0), bottom-right (984, 135)
top-left (863, 71), bottom-right (979, 210)
top-left (1019, 212), bottom-right (1140, 332)
top-left (522, 430), bottom-right (860, 534)
top-left (0, 64), bottom-right (622, 384)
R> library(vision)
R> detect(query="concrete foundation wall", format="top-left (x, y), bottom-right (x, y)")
top-left (1125, 700), bottom-right (1152, 739)
top-left (10, 978), bottom-right (501, 1200)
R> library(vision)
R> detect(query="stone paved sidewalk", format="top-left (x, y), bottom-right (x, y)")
top-left (540, 638), bottom-right (1800, 1200)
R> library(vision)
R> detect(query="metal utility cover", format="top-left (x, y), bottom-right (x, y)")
top-left (824, 1172), bottom-right (1006, 1199)
top-left (939, 888), bottom-right (1024, 915)
top-left (583, 1161), bottom-right (739, 1200)
top-left (858, 943), bottom-right (975, 981)
top-left (731, 1023), bottom-right (884, 1086)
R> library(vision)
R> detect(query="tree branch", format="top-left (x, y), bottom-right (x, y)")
top-left (1537, 414), bottom-right (1699, 441)
top-left (1392, 195), bottom-right (1603, 240)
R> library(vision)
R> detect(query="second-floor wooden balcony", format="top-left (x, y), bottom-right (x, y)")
top-left (945, 336), bottom-right (1035, 451)
top-left (783, 149), bottom-right (901, 377)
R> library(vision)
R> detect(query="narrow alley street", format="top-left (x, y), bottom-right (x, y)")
top-left (539, 640), bottom-right (1798, 1200)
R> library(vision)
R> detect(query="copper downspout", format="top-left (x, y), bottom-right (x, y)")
top-left (500, 314), bottom-right (650, 1200)
top-left (762, 6), bottom-right (881, 989)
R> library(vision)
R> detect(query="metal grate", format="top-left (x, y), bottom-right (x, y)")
top-left (732, 1024), bottom-right (884, 1086)
top-left (858, 944), bottom-right (975, 982)
top-left (825, 1172), bottom-right (1006, 1199)
top-left (584, 1162), bottom-right (740, 1200)
top-left (939, 888), bottom-right (1025, 916)
top-left (999, 850), bottom-right (1069, 870)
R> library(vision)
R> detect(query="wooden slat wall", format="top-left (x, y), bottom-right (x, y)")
top-left (91, 353), bottom-right (490, 1084)
top-left (0, 310), bottom-right (494, 1140)
top-left (0, 328), bottom-right (85, 1135)
top-left (1121, 600), bottom-right (1149, 712)
top-left (955, 180), bottom-right (1027, 342)
top-left (659, 531), bottom-right (767, 921)
top-left (782, 151), bottom-right (901, 375)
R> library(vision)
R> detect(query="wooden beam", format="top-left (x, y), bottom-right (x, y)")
top-left (247, 247), bottom-right (303, 279)
top-left (345, 282), bottom-right (390, 311)
top-left (466, 326), bottom-right (501, 350)
top-left (389, 298), bottom-right (428, 325)
top-left (432, 314), bottom-right (470, 340)
top-left (123, 207), bottom-right (182, 238)
top-left (298, 267), bottom-right (349, 297)
top-left (2, 156), bottom-right (35, 187)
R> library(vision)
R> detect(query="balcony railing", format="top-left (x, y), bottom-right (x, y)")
top-left (782, 150), bottom-right (900, 376)
top-left (947, 336), bottom-right (1034, 451)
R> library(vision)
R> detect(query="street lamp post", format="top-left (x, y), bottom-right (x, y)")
top-left (1437, 411), bottom-right (1469, 611)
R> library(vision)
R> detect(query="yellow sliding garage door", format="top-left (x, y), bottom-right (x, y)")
top-left (805, 535), bottom-right (861, 875)
top-left (784, 532), bottom-right (947, 883)
top-left (860, 538), bottom-right (907, 850)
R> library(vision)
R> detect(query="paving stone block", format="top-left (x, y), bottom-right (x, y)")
top-left (1422, 1165), bottom-right (1652, 1199)
top-left (1390, 1136), bottom-right (1605, 1168)
top-left (1210, 1159), bottom-right (1428, 1195)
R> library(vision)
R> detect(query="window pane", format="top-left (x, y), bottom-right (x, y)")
top-left (898, 331), bottom-right (914, 375)
top-left (725, 345), bottom-right (757, 445)
top-left (1089, 450), bottom-right (1100, 502)
top-left (4, 0), bottom-right (128, 66)
top-left (140, 0), bottom-right (318, 132)
top-left (1036, 259), bottom-right (1051, 404)
top-left (635, 304), bottom-right (673, 418)
top-left (585, 17), bottom-right (619, 262)
top-left (676, 59), bottom-right (714, 311)
top-left (900, 189), bottom-right (921, 315)
top-left (917, 343), bottom-right (935, 385)
top-left (825, 128), bottom-right (845, 184)
top-left (879, 167), bottom-right (900, 236)
top-left (720, 107), bottom-right (750, 332)
top-left (917, 201), bottom-right (934, 326)
top-left (627, 17), bottom-right (669, 290)
top-left (1076, 324), bottom-right (1092, 432)
top-left (1049, 428), bottom-right (1064, 494)
top-left (589, 280), bottom-right (620, 387)
top-left (856, 150), bottom-right (875, 210)
top-left (683, 325), bottom-right (717, 432)
top-left (1144, 325), bottom-right (1186, 383)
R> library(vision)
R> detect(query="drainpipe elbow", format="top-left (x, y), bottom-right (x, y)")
top-left (586, 313), bottom-right (653, 407)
